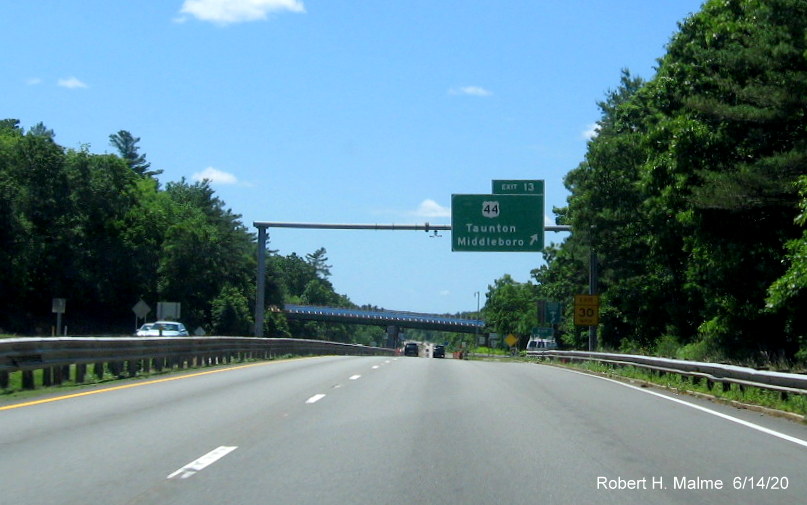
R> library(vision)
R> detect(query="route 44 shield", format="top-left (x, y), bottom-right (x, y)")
top-left (481, 201), bottom-right (500, 218)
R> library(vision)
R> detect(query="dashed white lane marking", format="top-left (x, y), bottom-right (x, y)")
top-left (306, 394), bottom-right (327, 404)
top-left (349, 375), bottom-right (362, 380)
top-left (167, 446), bottom-right (238, 479)
top-left (371, 365), bottom-right (380, 369)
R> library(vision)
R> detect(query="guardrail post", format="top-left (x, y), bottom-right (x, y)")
top-left (75, 363), bottom-right (86, 383)
top-left (53, 366), bottom-right (64, 385)
top-left (22, 370), bottom-right (35, 389)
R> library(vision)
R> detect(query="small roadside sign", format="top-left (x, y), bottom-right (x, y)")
top-left (52, 298), bottom-right (66, 314)
top-left (132, 299), bottom-right (151, 319)
top-left (505, 334), bottom-right (519, 347)
top-left (574, 294), bottom-right (600, 326)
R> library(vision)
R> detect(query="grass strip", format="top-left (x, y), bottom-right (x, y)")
top-left (533, 357), bottom-right (807, 422)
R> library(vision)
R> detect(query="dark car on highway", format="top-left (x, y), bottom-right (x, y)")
top-left (433, 345), bottom-right (445, 358)
top-left (404, 342), bottom-right (419, 357)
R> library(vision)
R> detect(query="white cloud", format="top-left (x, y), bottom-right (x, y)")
top-left (411, 199), bottom-right (451, 218)
top-left (26, 77), bottom-right (42, 85)
top-left (178, 0), bottom-right (305, 24)
top-left (582, 122), bottom-right (599, 140)
top-left (57, 77), bottom-right (88, 89)
top-left (450, 86), bottom-right (493, 97)
top-left (192, 166), bottom-right (239, 185)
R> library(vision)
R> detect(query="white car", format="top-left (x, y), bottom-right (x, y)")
top-left (526, 338), bottom-right (558, 351)
top-left (136, 321), bottom-right (189, 337)
top-left (135, 323), bottom-right (154, 336)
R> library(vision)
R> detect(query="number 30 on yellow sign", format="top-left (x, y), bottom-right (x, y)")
top-left (574, 294), bottom-right (600, 326)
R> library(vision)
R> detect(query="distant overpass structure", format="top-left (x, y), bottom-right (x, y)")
top-left (282, 304), bottom-right (485, 348)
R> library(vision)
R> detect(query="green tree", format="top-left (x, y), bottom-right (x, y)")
top-left (158, 179), bottom-right (255, 330)
top-left (109, 130), bottom-right (163, 179)
top-left (306, 247), bottom-right (332, 278)
top-left (211, 285), bottom-right (253, 336)
top-left (28, 122), bottom-right (55, 140)
top-left (536, 0), bottom-right (807, 362)
top-left (767, 175), bottom-right (807, 361)
top-left (0, 122), bottom-right (27, 329)
top-left (483, 275), bottom-right (538, 347)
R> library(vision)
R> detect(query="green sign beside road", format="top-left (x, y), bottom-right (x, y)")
top-left (532, 327), bottom-right (554, 339)
top-left (451, 194), bottom-right (544, 252)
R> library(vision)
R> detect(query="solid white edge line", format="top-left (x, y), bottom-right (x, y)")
top-left (566, 369), bottom-right (807, 449)
top-left (167, 446), bottom-right (238, 479)
top-left (306, 394), bottom-right (326, 404)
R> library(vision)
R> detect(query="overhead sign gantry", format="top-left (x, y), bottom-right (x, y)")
top-left (253, 179), bottom-right (569, 338)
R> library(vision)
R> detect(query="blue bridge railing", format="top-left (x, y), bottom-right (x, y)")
top-left (283, 304), bottom-right (484, 333)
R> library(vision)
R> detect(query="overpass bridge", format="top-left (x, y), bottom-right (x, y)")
top-left (283, 304), bottom-right (485, 347)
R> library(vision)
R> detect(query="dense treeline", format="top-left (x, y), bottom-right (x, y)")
top-left (487, 0), bottom-right (807, 365)
top-left (0, 120), bottom-right (380, 342)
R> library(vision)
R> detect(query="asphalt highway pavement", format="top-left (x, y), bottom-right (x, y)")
top-left (1, 355), bottom-right (806, 504)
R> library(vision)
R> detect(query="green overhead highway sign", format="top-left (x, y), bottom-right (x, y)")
top-left (451, 194), bottom-right (544, 252)
top-left (492, 179), bottom-right (544, 196)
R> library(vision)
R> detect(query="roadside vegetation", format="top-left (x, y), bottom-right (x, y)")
top-left (0, 121), bottom-right (387, 343)
top-left (534, 357), bottom-right (807, 420)
top-left (482, 0), bottom-right (807, 369)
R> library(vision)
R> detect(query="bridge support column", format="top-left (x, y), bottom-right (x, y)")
top-left (386, 325), bottom-right (401, 349)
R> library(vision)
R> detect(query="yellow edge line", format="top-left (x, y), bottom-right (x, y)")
top-left (0, 357), bottom-right (303, 411)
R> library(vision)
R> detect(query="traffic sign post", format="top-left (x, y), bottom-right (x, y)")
top-left (132, 299), bottom-right (151, 331)
top-left (52, 298), bottom-right (66, 337)
top-left (538, 300), bottom-right (562, 324)
top-left (451, 194), bottom-right (544, 252)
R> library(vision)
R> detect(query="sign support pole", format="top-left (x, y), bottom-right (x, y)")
top-left (255, 225), bottom-right (267, 337)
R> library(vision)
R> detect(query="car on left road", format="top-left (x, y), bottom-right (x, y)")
top-left (135, 323), bottom-right (154, 336)
top-left (135, 321), bottom-right (189, 337)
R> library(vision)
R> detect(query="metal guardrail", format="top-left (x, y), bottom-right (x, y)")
top-left (0, 336), bottom-right (395, 390)
top-left (527, 350), bottom-right (807, 396)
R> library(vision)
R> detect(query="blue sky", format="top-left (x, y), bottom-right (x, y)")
top-left (3, 0), bottom-right (705, 315)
